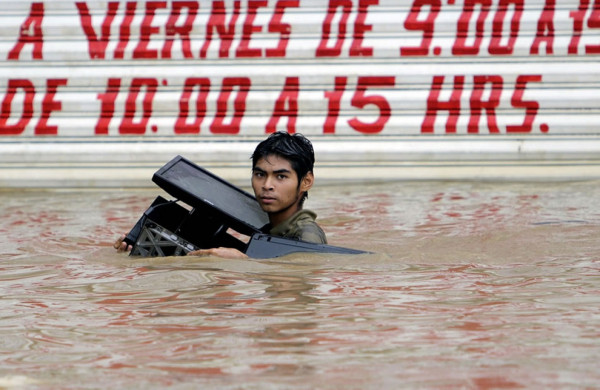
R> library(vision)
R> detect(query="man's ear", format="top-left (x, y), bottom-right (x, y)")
top-left (300, 171), bottom-right (314, 192)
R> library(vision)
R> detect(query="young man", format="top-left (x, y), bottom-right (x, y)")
top-left (114, 132), bottom-right (326, 258)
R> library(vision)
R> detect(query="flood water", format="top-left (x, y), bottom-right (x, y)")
top-left (1, 181), bottom-right (599, 389)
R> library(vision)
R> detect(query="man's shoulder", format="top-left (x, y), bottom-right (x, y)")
top-left (293, 209), bottom-right (317, 222)
top-left (271, 209), bottom-right (327, 244)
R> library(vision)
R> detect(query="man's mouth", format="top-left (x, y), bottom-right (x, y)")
top-left (259, 196), bottom-right (276, 204)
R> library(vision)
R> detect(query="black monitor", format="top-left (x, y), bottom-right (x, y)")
top-left (152, 155), bottom-right (269, 236)
top-left (245, 233), bottom-right (368, 258)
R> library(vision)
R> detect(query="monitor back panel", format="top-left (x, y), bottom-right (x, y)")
top-left (152, 155), bottom-right (269, 236)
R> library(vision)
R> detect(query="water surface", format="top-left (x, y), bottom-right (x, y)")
top-left (1, 181), bottom-right (599, 389)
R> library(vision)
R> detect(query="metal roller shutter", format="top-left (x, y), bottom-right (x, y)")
top-left (1, 0), bottom-right (599, 187)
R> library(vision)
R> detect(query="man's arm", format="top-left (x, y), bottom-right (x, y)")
top-left (188, 247), bottom-right (248, 259)
top-left (114, 233), bottom-right (247, 258)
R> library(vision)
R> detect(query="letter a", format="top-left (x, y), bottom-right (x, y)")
top-left (266, 77), bottom-right (299, 133)
top-left (530, 0), bottom-right (555, 54)
top-left (8, 2), bottom-right (45, 60)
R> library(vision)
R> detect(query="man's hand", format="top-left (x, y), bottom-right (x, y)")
top-left (188, 247), bottom-right (248, 259)
top-left (113, 234), bottom-right (132, 253)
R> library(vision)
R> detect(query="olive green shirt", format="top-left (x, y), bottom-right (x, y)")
top-left (265, 209), bottom-right (327, 244)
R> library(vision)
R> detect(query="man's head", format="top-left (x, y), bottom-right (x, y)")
top-left (251, 132), bottom-right (315, 222)
top-left (251, 132), bottom-right (315, 182)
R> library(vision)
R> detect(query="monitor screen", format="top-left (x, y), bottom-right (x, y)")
top-left (153, 156), bottom-right (269, 235)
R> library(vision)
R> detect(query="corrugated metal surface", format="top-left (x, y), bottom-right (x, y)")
top-left (1, 0), bottom-right (599, 187)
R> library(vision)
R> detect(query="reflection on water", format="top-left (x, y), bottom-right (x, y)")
top-left (0, 182), bottom-right (599, 389)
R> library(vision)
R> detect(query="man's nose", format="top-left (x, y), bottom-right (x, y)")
top-left (263, 176), bottom-right (274, 190)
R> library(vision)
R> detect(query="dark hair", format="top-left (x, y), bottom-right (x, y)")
top-left (251, 131), bottom-right (315, 203)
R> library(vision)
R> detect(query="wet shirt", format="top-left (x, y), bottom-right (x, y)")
top-left (263, 209), bottom-right (327, 244)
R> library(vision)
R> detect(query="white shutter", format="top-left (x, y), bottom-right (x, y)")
top-left (1, 0), bottom-right (599, 187)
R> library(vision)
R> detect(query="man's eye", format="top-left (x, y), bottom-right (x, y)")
top-left (277, 174), bottom-right (287, 180)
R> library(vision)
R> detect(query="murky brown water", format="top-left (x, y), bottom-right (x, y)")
top-left (1, 181), bottom-right (599, 389)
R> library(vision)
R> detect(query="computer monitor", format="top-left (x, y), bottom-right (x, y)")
top-left (152, 155), bottom-right (269, 236)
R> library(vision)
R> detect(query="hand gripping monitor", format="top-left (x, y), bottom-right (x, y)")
top-left (124, 155), bottom-right (367, 258)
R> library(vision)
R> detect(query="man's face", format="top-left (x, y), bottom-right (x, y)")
top-left (251, 155), bottom-right (303, 215)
